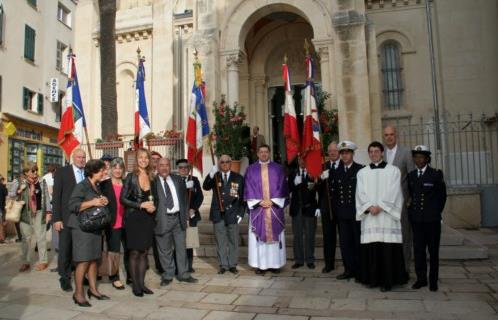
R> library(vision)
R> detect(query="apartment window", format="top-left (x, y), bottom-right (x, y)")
top-left (27, 0), bottom-right (37, 9)
top-left (55, 91), bottom-right (64, 122)
top-left (381, 41), bottom-right (404, 110)
top-left (0, 5), bottom-right (4, 46)
top-left (57, 3), bottom-right (71, 27)
top-left (22, 87), bottom-right (43, 114)
top-left (24, 25), bottom-right (36, 62)
top-left (56, 41), bottom-right (68, 73)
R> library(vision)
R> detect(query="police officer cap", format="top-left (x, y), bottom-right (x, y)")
top-left (100, 154), bottom-right (114, 161)
top-left (412, 145), bottom-right (431, 156)
top-left (338, 140), bottom-right (357, 152)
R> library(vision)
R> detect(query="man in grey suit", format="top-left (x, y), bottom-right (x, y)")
top-left (383, 126), bottom-right (416, 273)
top-left (154, 158), bottom-right (198, 286)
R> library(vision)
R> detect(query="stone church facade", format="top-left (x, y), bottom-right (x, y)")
top-left (74, 0), bottom-right (498, 163)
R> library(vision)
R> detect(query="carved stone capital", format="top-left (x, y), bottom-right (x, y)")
top-left (332, 10), bottom-right (366, 29)
top-left (226, 51), bottom-right (243, 69)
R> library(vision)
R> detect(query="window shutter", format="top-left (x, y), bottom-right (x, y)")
top-left (0, 5), bottom-right (4, 46)
top-left (37, 93), bottom-right (43, 114)
top-left (22, 87), bottom-right (29, 110)
top-left (24, 25), bottom-right (35, 61)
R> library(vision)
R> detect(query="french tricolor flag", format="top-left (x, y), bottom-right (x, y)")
top-left (134, 58), bottom-right (151, 148)
top-left (282, 61), bottom-right (300, 164)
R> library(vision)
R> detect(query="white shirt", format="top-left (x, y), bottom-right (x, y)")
top-left (159, 175), bottom-right (180, 213)
top-left (386, 144), bottom-right (398, 164)
top-left (220, 170), bottom-right (231, 181)
top-left (72, 165), bottom-right (85, 183)
top-left (343, 163), bottom-right (352, 172)
top-left (417, 165), bottom-right (428, 176)
top-left (330, 159), bottom-right (340, 169)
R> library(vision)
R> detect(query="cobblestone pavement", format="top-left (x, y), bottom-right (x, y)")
top-left (1, 229), bottom-right (498, 320)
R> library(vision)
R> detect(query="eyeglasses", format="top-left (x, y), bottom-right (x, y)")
top-left (178, 166), bottom-right (189, 169)
top-left (219, 161), bottom-right (231, 164)
top-left (30, 169), bottom-right (38, 173)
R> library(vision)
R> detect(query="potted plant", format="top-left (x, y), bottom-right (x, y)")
top-left (316, 89), bottom-right (338, 152)
top-left (212, 98), bottom-right (249, 172)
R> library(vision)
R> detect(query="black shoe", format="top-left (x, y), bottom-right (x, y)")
top-left (132, 289), bottom-right (144, 297)
top-left (60, 278), bottom-right (73, 292)
top-left (179, 276), bottom-right (198, 283)
top-left (229, 267), bottom-right (238, 274)
top-left (218, 268), bottom-right (226, 275)
top-left (291, 263), bottom-right (303, 269)
top-left (307, 263), bottom-right (315, 270)
top-left (269, 268), bottom-right (280, 274)
top-left (160, 279), bottom-right (172, 287)
top-left (142, 287), bottom-right (154, 295)
top-left (322, 266), bottom-right (334, 273)
top-left (255, 269), bottom-right (265, 275)
top-left (87, 289), bottom-right (110, 300)
top-left (50, 268), bottom-right (58, 273)
top-left (429, 283), bottom-right (438, 292)
top-left (112, 281), bottom-right (125, 290)
top-left (73, 295), bottom-right (91, 307)
top-left (380, 286), bottom-right (392, 292)
top-left (336, 272), bottom-right (354, 280)
top-left (411, 280), bottom-right (428, 290)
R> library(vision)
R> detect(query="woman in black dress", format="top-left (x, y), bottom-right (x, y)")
top-left (120, 148), bottom-right (156, 297)
top-left (68, 159), bottom-right (110, 307)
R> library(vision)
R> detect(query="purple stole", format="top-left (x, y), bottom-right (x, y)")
top-left (244, 162), bottom-right (288, 243)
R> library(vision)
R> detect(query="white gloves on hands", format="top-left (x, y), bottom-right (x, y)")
top-left (315, 209), bottom-right (321, 218)
top-left (294, 175), bottom-right (302, 186)
top-left (320, 170), bottom-right (329, 180)
top-left (237, 215), bottom-right (242, 224)
top-left (186, 180), bottom-right (194, 189)
top-left (209, 165), bottom-right (219, 178)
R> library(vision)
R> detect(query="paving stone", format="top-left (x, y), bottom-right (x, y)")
top-left (447, 283), bottom-right (491, 293)
top-left (201, 285), bottom-right (235, 293)
top-left (234, 305), bottom-right (278, 314)
top-left (234, 294), bottom-right (279, 307)
top-left (201, 293), bottom-right (239, 304)
top-left (289, 296), bottom-right (330, 309)
top-left (254, 314), bottom-right (308, 320)
top-left (424, 300), bottom-right (496, 314)
top-left (328, 298), bottom-right (367, 311)
top-left (203, 310), bottom-right (256, 320)
top-left (232, 287), bottom-right (263, 295)
top-left (160, 290), bottom-right (207, 302)
top-left (20, 306), bottom-right (80, 320)
top-left (104, 301), bottom-right (160, 318)
top-left (466, 266), bottom-right (496, 273)
top-left (367, 299), bottom-right (425, 312)
top-left (182, 301), bottom-right (235, 312)
top-left (146, 306), bottom-right (208, 320)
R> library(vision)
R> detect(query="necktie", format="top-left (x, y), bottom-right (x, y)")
top-left (163, 178), bottom-right (174, 210)
top-left (332, 162), bottom-right (336, 170)
top-left (76, 169), bottom-right (84, 183)
top-left (418, 169), bottom-right (423, 178)
top-left (223, 173), bottom-right (228, 185)
top-left (345, 166), bottom-right (348, 173)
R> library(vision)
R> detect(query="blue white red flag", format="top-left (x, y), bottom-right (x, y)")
top-left (134, 58), bottom-right (151, 148)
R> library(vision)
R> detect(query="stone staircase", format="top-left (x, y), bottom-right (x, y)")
top-left (194, 201), bottom-right (488, 260)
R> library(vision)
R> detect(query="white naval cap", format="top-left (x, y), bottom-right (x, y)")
top-left (338, 140), bottom-right (357, 152)
top-left (412, 144), bottom-right (431, 155)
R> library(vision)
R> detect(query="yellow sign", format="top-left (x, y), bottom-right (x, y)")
top-left (5, 122), bottom-right (16, 136)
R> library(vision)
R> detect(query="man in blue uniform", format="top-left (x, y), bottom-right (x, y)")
top-left (407, 145), bottom-right (447, 292)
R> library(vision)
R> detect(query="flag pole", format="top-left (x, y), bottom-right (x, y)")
top-left (304, 39), bottom-right (333, 220)
top-left (208, 132), bottom-right (225, 212)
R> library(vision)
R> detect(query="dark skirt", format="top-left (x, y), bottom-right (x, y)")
top-left (71, 226), bottom-right (102, 262)
top-left (357, 242), bottom-right (409, 289)
top-left (124, 208), bottom-right (155, 251)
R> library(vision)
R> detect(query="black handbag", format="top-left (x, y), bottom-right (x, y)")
top-left (78, 204), bottom-right (111, 232)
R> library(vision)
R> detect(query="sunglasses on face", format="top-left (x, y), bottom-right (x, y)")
top-left (30, 169), bottom-right (38, 173)
top-left (220, 161), bottom-right (231, 164)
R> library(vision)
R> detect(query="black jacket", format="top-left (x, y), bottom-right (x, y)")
top-left (331, 162), bottom-right (364, 220)
top-left (0, 183), bottom-right (8, 214)
top-left (100, 178), bottom-right (123, 227)
top-left (66, 178), bottom-right (103, 228)
top-left (120, 174), bottom-right (157, 223)
top-left (288, 169), bottom-right (319, 217)
top-left (203, 171), bottom-right (244, 225)
top-left (179, 175), bottom-right (203, 227)
top-left (407, 166), bottom-right (447, 222)
top-left (319, 160), bottom-right (342, 219)
top-left (52, 165), bottom-right (78, 224)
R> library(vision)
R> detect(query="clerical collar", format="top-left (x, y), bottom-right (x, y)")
top-left (369, 161), bottom-right (387, 169)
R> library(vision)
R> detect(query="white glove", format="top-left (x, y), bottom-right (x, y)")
top-left (237, 215), bottom-right (242, 224)
top-left (209, 165), bottom-right (219, 178)
top-left (320, 170), bottom-right (329, 180)
top-left (294, 175), bottom-right (302, 186)
top-left (315, 209), bottom-right (321, 218)
top-left (186, 180), bottom-right (194, 189)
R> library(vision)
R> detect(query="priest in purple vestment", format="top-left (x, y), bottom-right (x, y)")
top-left (244, 144), bottom-right (289, 274)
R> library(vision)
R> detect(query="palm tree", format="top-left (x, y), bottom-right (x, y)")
top-left (98, 0), bottom-right (117, 140)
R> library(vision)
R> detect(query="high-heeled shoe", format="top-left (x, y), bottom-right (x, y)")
top-left (72, 295), bottom-right (91, 307)
top-left (142, 287), bottom-right (154, 295)
top-left (87, 289), bottom-right (110, 300)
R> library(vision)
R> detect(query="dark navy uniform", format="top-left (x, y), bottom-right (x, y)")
top-left (319, 160), bottom-right (341, 271)
top-left (408, 166), bottom-right (447, 288)
top-left (289, 168), bottom-right (319, 266)
top-left (203, 171), bottom-right (245, 270)
top-left (332, 161), bottom-right (364, 277)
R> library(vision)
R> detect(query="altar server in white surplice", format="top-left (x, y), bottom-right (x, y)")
top-left (355, 141), bottom-right (408, 292)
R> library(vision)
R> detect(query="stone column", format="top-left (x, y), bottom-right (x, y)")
top-left (366, 19), bottom-right (382, 140)
top-left (253, 75), bottom-right (268, 141)
top-left (226, 51), bottom-right (243, 106)
top-left (313, 38), bottom-right (336, 110)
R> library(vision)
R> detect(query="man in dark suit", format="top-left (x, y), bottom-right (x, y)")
top-left (52, 148), bottom-right (86, 291)
top-left (332, 141), bottom-right (364, 280)
top-left (154, 158), bottom-right (198, 286)
top-left (383, 126), bottom-right (415, 272)
top-left (408, 145), bottom-right (447, 292)
top-left (289, 157), bottom-right (320, 269)
top-left (175, 159), bottom-right (203, 273)
top-left (319, 142), bottom-right (341, 273)
top-left (203, 154), bottom-right (244, 274)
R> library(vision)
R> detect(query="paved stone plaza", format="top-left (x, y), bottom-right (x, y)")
top-left (0, 228), bottom-right (498, 320)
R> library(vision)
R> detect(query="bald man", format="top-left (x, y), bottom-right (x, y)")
top-left (53, 148), bottom-right (86, 292)
top-left (383, 126), bottom-right (415, 273)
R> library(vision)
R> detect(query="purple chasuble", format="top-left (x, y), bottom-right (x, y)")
top-left (244, 162), bottom-right (289, 243)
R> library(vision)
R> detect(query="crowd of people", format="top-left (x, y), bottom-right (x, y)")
top-left (0, 125), bottom-right (447, 307)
